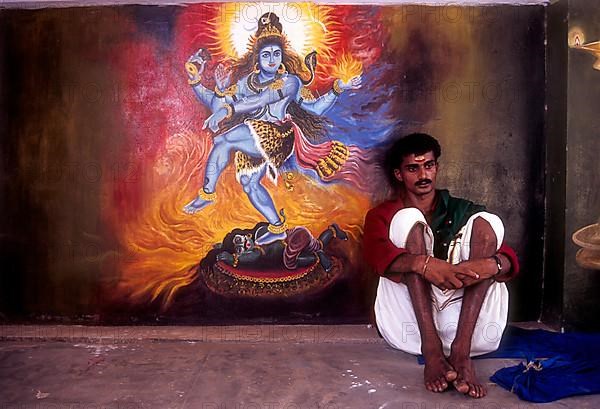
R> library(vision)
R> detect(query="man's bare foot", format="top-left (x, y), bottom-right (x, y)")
top-left (423, 349), bottom-right (458, 393)
top-left (448, 354), bottom-right (486, 398)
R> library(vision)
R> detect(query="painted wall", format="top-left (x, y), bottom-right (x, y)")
top-left (544, 0), bottom-right (600, 331)
top-left (0, 3), bottom-right (545, 324)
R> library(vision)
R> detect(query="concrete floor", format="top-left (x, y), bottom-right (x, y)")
top-left (1, 325), bottom-right (598, 409)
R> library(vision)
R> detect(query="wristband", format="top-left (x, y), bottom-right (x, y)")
top-left (332, 79), bottom-right (344, 96)
top-left (492, 254), bottom-right (502, 276)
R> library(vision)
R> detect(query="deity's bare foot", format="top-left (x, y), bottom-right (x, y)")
top-left (423, 347), bottom-right (457, 393)
top-left (183, 195), bottom-right (213, 214)
top-left (331, 223), bottom-right (348, 240)
top-left (448, 353), bottom-right (486, 398)
top-left (255, 230), bottom-right (286, 245)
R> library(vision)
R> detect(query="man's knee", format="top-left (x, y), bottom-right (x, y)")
top-left (406, 223), bottom-right (427, 255)
top-left (389, 207), bottom-right (429, 248)
top-left (465, 212), bottom-right (504, 259)
top-left (473, 216), bottom-right (496, 241)
top-left (470, 217), bottom-right (497, 256)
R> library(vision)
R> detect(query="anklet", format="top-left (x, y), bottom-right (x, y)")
top-left (198, 189), bottom-right (216, 201)
top-left (267, 222), bottom-right (287, 235)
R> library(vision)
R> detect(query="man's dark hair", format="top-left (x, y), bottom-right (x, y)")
top-left (383, 132), bottom-right (442, 188)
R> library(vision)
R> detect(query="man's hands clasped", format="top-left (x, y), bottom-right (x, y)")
top-left (417, 256), bottom-right (497, 290)
top-left (420, 256), bottom-right (478, 290)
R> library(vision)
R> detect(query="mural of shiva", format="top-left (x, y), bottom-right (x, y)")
top-left (182, 12), bottom-right (371, 245)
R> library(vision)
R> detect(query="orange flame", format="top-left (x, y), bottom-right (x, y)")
top-left (109, 130), bottom-right (370, 309)
top-left (331, 52), bottom-right (363, 83)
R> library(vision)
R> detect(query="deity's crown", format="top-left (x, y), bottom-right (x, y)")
top-left (256, 13), bottom-right (284, 41)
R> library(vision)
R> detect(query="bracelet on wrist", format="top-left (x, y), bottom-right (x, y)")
top-left (492, 254), bottom-right (503, 276)
top-left (332, 79), bottom-right (344, 96)
top-left (223, 103), bottom-right (234, 119)
top-left (421, 255), bottom-right (431, 279)
top-left (188, 76), bottom-right (202, 86)
top-left (214, 86), bottom-right (226, 97)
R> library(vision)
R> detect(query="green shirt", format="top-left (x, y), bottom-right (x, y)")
top-left (430, 189), bottom-right (486, 260)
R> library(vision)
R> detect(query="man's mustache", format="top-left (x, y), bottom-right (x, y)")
top-left (415, 179), bottom-right (432, 187)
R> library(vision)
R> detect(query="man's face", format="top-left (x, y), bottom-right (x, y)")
top-left (259, 44), bottom-right (283, 75)
top-left (393, 151), bottom-right (438, 196)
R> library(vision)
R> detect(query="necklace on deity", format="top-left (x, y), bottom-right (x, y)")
top-left (247, 72), bottom-right (283, 93)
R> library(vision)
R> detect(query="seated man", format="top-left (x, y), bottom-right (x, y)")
top-left (363, 132), bottom-right (520, 399)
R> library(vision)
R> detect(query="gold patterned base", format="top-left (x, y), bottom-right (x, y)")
top-left (200, 258), bottom-right (342, 298)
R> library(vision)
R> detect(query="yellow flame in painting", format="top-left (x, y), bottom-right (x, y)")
top-left (331, 52), bottom-right (363, 83)
top-left (112, 130), bottom-right (370, 309)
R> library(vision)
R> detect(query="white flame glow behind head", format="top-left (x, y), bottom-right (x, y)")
top-left (228, 3), bottom-right (314, 57)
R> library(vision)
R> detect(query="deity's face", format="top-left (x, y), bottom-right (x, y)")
top-left (393, 151), bottom-right (438, 196)
top-left (258, 43), bottom-right (283, 75)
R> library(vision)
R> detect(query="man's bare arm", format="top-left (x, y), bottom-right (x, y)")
top-left (385, 254), bottom-right (480, 289)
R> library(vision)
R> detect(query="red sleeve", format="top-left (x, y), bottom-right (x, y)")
top-left (496, 243), bottom-right (520, 282)
top-left (362, 207), bottom-right (407, 276)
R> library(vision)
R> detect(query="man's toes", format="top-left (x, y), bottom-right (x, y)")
top-left (425, 382), bottom-right (434, 392)
top-left (445, 369), bottom-right (458, 382)
top-left (438, 378), bottom-right (448, 391)
top-left (453, 379), bottom-right (469, 394)
top-left (468, 384), bottom-right (485, 399)
top-left (433, 379), bottom-right (443, 392)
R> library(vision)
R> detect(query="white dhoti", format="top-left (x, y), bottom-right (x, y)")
top-left (374, 208), bottom-right (509, 356)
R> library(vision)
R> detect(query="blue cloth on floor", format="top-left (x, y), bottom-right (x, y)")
top-left (415, 326), bottom-right (600, 402)
top-left (480, 326), bottom-right (600, 360)
top-left (490, 354), bottom-right (600, 403)
top-left (417, 325), bottom-right (600, 362)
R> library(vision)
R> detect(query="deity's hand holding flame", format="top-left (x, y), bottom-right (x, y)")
top-left (337, 75), bottom-right (362, 91)
top-left (331, 53), bottom-right (363, 92)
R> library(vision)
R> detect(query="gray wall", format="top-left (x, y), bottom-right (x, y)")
top-left (544, 0), bottom-right (600, 331)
